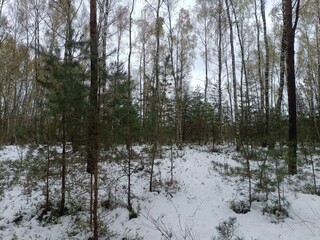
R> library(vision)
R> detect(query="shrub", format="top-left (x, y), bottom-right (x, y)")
top-left (229, 200), bottom-right (250, 214)
top-left (212, 217), bottom-right (244, 240)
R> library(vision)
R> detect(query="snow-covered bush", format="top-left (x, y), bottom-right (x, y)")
top-left (212, 217), bottom-right (244, 240)
top-left (229, 200), bottom-right (251, 214)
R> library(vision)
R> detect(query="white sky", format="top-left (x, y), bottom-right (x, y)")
top-left (189, 0), bottom-right (279, 90)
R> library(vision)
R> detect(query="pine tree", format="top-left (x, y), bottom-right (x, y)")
top-left (284, 0), bottom-right (300, 175)
top-left (40, 54), bottom-right (86, 214)
top-left (88, 0), bottom-right (99, 238)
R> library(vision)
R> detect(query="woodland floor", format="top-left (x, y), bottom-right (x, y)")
top-left (0, 144), bottom-right (320, 239)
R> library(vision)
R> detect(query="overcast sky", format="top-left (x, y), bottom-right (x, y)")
top-left (189, 0), bottom-right (279, 90)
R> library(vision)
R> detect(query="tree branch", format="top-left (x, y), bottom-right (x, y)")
top-left (293, 0), bottom-right (300, 31)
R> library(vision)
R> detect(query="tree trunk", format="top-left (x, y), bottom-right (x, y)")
top-left (225, 0), bottom-right (239, 149)
top-left (0, 0), bottom-right (5, 21)
top-left (60, 0), bottom-right (72, 216)
top-left (60, 112), bottom-right (66, 215)
top-left (166, 1), bottom-right (184, 147)
top-left (149, 0), bottom-right (162, 192)
top-left (46, 138), bottom-right (50, 211)
top-left (317, 2), bottom-right (320, 117)
top-left (285, 0), bottom-right (299, 175)
top-left (254, 0), bottom-right (264, 113)
top-left (230, 0), bottom-right (250, 144)
top-left (127, 0), bottom-right (135, 214)
top-left (34, 0), bottom-right (41, 143)
top-left (276, 23), bottom-right (286, 114)
top-left (261, 0), bottom-right (270, 144)
top-left (204, 31), bottom-right (209, 103)
top-left (99, 0), bottom-right (110, 148)
top-left (217, 0), bottom-right (223, 144)
top-left (88, 0), bottom-right (99, 238)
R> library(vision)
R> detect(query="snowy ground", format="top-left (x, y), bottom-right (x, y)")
top-left (0, 144), bottom-right (320, 239)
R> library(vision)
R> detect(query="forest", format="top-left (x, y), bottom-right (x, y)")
top-left (0, 0), bottom-right (320, 239)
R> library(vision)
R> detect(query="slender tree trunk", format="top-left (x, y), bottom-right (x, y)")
top-left (225, 58), bottom-right (233, 143)
top-left (142, 39), bottom-right (147, 130)
top-left (138, 43), bottom-right (146, 136)
top-left (317, 3), bottom-right (320, 117)
top-left (178, 48), bottom-right (183, 145)
top-left (128, 0), bottom-right (134, 101)
top-left (0, 0), bottom-right (5, 20)
top-left (149, 143), bottom-right (157, 192)
top-left (60, 0), bottom-right (72, 216)
top-left (0, 0), bottom-right (7, 145)
top-left (204, 30), bottom-right (209, 103)
top-left (127, 142), bottom-right (133, 212)
top-left (100, 0), bottom-right (110, 148)
top-left (101, 0), bottom-right (110, 77)
top-left (127, 0), bottom-right (135, 213)
top-left (217, 0), bottom-right (223, 144)
top-left (261, 0), bottom-right (270, 143)
top-left (89, 174), bottom-right (93, 231)
top-left (225, 0), bottom-right (239, 149)
top-left (22, 22), bottom-right (31, 136)
top-left (149, 0), bottom-right (162, 192)
top-left (87, 0), bottom-right (99, 177)
top-left (230, 0), bottom-right (250, 144)
top-left (34, 0), bottom-right (41, 143)
top-left (166, 1), bottom-right (183, 146)
top-left (204, 22), bottom-right (209, 144)
top-left (254, 0), bottom-right (264, 113)
top-left (46, 136), bottom-right (50, 211)
top-left (88, 0), bottom-right (99, 238)
top-left (276, 22), bottom-right (286, 114)
top-left (60, 112), bottom-right (66, 215)
top-left (142, 41), bottom-right (148, 136)
top-left (285, 0), bottom-right (299, 175)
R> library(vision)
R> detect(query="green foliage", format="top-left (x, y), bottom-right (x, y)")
top-left (14, 123), bottom-right (35, 145)
top-left (183, 87), bottom-right (214, 143)
top-left (101, 62), bottom-right (140, 146)
top-left (39, 54), bottom-right (87, 147)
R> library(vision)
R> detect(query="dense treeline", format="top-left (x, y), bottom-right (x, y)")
top-left (0, 0), bottom-right (309, 146)
top-left (2, 0), bottom-right (319, 165)
top-left (1, 0), bottom-right (320, 238)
